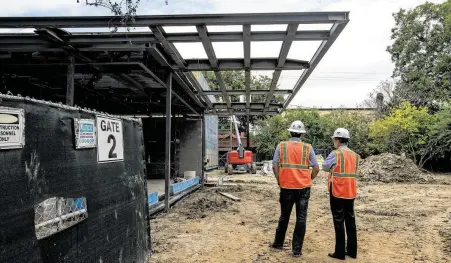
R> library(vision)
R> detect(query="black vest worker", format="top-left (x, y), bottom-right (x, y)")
top-left (322, 128), bottom-right (360, 260)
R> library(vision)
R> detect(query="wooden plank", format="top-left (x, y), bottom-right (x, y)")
top-left (219, 192), bottom-right (241, 201)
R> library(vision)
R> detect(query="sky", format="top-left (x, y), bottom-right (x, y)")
top-left (0, 0), bottom-right (445, 108)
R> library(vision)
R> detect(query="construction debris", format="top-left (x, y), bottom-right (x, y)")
top-left (359, 153), bottom-right (431, 183)
top-left (219, 192), bottom-right (241, 201)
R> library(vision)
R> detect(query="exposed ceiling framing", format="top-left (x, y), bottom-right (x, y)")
top-left (0, 12), bottom-right (349, 117)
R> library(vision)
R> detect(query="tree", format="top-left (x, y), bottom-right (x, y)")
top-left (77, 1), bottom-right (168, 31)
top-left (387, 1), bottom-right (451, 109)
top-left (361, 79), bottom-right (408, 116)
top-left (428, 102), bottom-right (451, 158)
top-left (369, 101), bottom-right (436, 167)
top-left (204, 71), bottom-right (284, 131)
top-left (253, 109), bottom-right (374, 159)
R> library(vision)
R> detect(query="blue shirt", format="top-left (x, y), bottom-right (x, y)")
top-left (273, 137), bottom-right (318, 166)
top-left (322, 145), bottom-right (348, 171)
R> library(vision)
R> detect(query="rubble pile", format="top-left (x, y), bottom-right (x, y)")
top-left (359, 153), bottom-right (430, 183)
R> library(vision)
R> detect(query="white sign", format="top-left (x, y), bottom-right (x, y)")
top-left (74, 119), bottom-right (97, 149)
top-left (0, 107), bottom-right (25, 149)
top-left (97, 116), bottom-right (124, 163)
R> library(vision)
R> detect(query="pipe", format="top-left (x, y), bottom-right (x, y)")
top-left (148, 184), bottom-right (201, 216)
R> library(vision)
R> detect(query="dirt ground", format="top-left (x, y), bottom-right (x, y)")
top-left (149, 171), bottom-right (451, 263)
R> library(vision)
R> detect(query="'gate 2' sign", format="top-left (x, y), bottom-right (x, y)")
top-left (96, 116), bottom-right (124, 163)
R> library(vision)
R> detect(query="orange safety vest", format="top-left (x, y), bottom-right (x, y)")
top-left (328, 148), bottom-right (360, 199)
top-left (279, 141), bottom-right (312, 189)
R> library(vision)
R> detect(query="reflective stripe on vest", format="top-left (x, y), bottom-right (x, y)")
top-left (279, 141), bottom-right (312, 189)
top-left (328, 148), bottom-right (360, 199)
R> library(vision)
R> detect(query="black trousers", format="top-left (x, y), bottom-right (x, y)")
top-left (330, 192), bottom-right (357, 257)
top-left (273, 188), bottom-right (310, 253)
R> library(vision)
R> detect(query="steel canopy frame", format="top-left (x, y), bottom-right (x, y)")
top-left (0, 12), bottom-right (349, 116)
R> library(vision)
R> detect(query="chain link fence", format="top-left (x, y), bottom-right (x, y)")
top-left (34, 197), bottom-right (88, 240)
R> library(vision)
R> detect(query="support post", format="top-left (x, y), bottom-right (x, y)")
top-left (164, 72), bottom-right (172, 213)
top-left (66, 55), bottom-right (75, 106)
top-left (246, 115), bottom-right (250, 149)
top-left (201, 113), bottom-right (206, 188)
top-left (230, 118), bottom-right (233, 151)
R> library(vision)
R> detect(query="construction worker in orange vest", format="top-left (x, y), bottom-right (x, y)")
top-left (322, 128), bottom-right (360, 260)
top-left (270, 120), bottom-right (320, 258)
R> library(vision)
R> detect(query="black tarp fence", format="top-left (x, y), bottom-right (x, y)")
top-left (0, 94), bottom-right (150, 263)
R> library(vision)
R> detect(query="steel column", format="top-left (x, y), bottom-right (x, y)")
top-left (66, 55), bottom-right (75, 106)
top-left (244, 23), bottom-right (251, 110)
top-left (201, 113), bottom-right (206, 188)
top-left (246, 114), bottom-right (250, 149)
top-left (164, 72), bottom-right (172, 213)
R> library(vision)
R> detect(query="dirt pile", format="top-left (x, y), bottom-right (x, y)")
top-left (177, 190), bottom-right (236, 219)
top-left (359, 153), bottom-right (430, 183)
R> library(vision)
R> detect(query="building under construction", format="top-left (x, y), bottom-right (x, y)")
top-left (0, 12), bottom-right (349, 262)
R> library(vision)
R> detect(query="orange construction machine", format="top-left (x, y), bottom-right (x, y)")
top-left (224, 116), bottom-right (257, 175)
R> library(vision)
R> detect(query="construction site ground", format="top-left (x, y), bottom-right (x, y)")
top-left (149, 170), bottom-right (451, 263)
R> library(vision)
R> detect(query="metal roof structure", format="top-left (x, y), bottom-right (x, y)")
top-left (0, 12), bottom-right (349, 116)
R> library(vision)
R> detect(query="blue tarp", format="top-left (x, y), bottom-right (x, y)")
top-left (170, 177), bottom-right (200, 195)
top-left (147, 192), bottom-right (159, 206)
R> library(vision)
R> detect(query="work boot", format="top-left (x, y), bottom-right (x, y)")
top-left (346, 251), bottom-right (357, 259)
top-left (292, 251), bottom-right (302, 258)
top-left (268, 242), bottom-right (283, 250)
top-left (328, 252), bottom-right (345, 260)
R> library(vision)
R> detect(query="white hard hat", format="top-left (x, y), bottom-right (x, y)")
top-left (287, 120), bottom-right (306, 134)
top-left (332, 128), bottom-right (350, 139)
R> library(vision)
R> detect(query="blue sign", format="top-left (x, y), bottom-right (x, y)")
top-left (80, 123), bottom-right (94, 133)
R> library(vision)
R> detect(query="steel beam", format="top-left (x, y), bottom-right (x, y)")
top-left (196, 24), bottom-right (231, 111)
top-left (213, 103), bottom-right (281, 110)
top-left (196, 25), bottom-right (218, 68)
top-left (215, 111), bottom-right (279, 116)
top-left (0, 12), bottom-right (349, 28)
top-left (148, 30), bottom-right (214, 109)
top-left (109, 73), bottom-right (148, 97)
top-left (147, 45), bottom-right (206, 108)
top-left (150, 26), bottom-right (185, 68)
top-left (182, 58), bottom-right (309, 71)
top-left (214, 71), bottom-right (232, 110)
top-left (172, 90), bottom-right (199, 116)
top-left (183, 72), bottom-right (214, 108)
top-left (164, 72), bottom-right (172, 213)
top-left (264, 23), bottom-right (298, 113)
top-left (0, 30), bottom-right (329, 45)
top-left (202, 89), bottom-right (292, 95)
top-left (283, 22), bottom-right (348, 110)
top-left (66, 55), bottom-right (75, 106)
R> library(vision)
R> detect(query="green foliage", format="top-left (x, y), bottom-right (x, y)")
top-left (388, 0), bottom-right (451, 109)
top-left (253, 115), bottom-right (287, 157)
top-left (324, 111), bottom-right (375, 158)
top-left (204, 71), bottom-right (284, 131)
top-left (253, 109), bottom-right (374, 158)
top-left (429, 102), bottom-right (451, 158)
top-left (203, 71), bottom-right (283, 104)
top-left (369, 102), bottom-right (436, 167)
